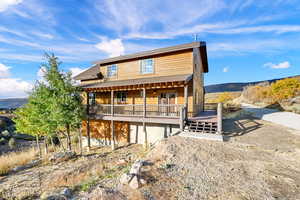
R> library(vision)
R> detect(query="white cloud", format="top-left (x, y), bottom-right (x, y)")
top-left (0, 78), bottom-right (32, 98)
top-left (0, 63), bottom-right (11, 78)
top-left (95, 38), bottom-right (125, 57)
top-left (223, 67), bottom-right (229, 72)
top-left (263, 61), bottom-right (291, 69)
top-left (0, 0), bottom-right (23, 12)
top-left (31, 32), bottom-right (54, 39)
top-left (0, 63), bottom-right (32, 98)
top-left (69, 67), bottom-right (87, 77)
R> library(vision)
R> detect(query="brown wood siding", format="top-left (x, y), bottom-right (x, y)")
top-left (82, 120), bottom-right (129, 143)
top-left (98, 51), bottom-right (193, 81)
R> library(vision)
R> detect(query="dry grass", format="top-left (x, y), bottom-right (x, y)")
top-left (0, 147), bottom-right (37, 175)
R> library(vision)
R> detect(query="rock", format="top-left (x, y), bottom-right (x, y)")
top-left (60, 187), bottom-right (72, 198)
top-left (49, 151), bottom-right (76, 163)
top-left (129, 176), bottom-right (140, 189)
top-left (1, 130), bottom-right (11, 139)
top-left (88, 186), bottom-right (126, 200)
top-left (140, 178), bottom-right (147, 185)
top-left (120, 173), bottom-right (133, 185)
top-left (129, 160), bottom-right (144, 175)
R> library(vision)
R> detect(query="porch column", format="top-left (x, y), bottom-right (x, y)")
top-left (111, 90), bottom-right (114, 116)
top-left (142, 88), bottom-right (147, 148)
top-left (184, 85), bottom-right (188, 119)
top-left (110, 90), bottom-right (115, 150)
top-left (143, 88), bottom-right (146, 117)
top-left (111, 120), bottom-right (115, 150)
top-left (217, 103), bottom-right (223, 134)
top-left (86, 91), bottom-right (91, 151)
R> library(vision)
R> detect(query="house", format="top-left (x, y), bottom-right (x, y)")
top-left (75, 41), bottom-right (222, 149)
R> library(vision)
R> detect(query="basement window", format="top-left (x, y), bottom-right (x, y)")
top-left (107, 64), bottom-right (117, 77)
top-left (140, 58), bottom-right (154, 74)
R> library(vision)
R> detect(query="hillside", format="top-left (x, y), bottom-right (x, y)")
top-left (205, 75), bottom-right (300, 93)
top-left (0, 98), bottom-right (28, 109)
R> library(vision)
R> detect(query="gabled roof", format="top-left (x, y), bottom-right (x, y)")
top-left (74, 41), bottom-right (208, 81)
top-left (81, 74), bottom-right (193, 90)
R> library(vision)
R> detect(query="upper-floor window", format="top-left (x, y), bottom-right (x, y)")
top-left (107, 64), bottom-right (117, 77)
top-left (140, 58), bottom-right (154, 74)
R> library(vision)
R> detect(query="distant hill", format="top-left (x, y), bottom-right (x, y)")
top-left (205, 75), bottom-right (300, 93)
top-left (0, 98), bottom-right (28, 109)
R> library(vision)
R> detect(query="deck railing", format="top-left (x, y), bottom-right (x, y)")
top-left (89, 104), bottom-right (184, 118)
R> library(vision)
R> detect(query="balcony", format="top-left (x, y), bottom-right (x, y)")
top-left (87, 103), bottom-right (187, 125)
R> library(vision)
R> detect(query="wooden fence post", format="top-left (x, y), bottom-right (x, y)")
top-left (217, 102), bottom-right (223, 134)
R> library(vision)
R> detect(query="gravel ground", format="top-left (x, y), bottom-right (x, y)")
top-left (138, 117), bottom-right (300, 200)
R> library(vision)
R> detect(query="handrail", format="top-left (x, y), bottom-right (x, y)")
top-left (88, 103), bottom-right (184, 118)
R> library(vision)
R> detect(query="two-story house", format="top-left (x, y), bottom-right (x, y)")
top-left (75, 42), bottom-right (221, 149)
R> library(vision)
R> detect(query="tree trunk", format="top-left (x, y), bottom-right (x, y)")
top-left (66, 124), bottom-right (72, 151)
top-left (36, 136), bottom-right (41, 158)
top-left (44, 136), bottom-right (48, 154)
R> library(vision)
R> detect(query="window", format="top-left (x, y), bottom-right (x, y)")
top-left (140, 58), bottom-right (154, 74)
top-left (116, 92), bottom-right (127, 104)
top-left (107, 64), bottom-right (117, 77)
top-left (88, 93), bottom-right (96, 105)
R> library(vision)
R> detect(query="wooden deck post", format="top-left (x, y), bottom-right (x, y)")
top-left (86, 91), bottom-right (91, 151)
top-left (142, 122), bottom-right (147, 148)
top-left (180, 107), bottom-right (184, 131)
top-left (217, 102), bottom-right (223, 134)
top-left (110, 90), bottom-right (116, 150)
top-left (142, 88), bottom-right (147, 148)
top-left (143, 88), bottom-right (146, 118)
top-left (111, 120), bottom-right (115, 150)
top-left (184, 85), bottom-right (188, 119)
top-left (111, 90), bottom-right (114, 116)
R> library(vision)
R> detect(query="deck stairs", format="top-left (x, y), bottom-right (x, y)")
top-left (184, 119), bottom-right (218, 134)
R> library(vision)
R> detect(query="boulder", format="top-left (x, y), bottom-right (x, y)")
top-left (128, 176), bottom-right (140, 189)
top-left (49, 151), bottom-right (76, 163)
top-left (120, 173), bottom-right (133, 185)
top-left (129, 160), bottom-right (144, 175)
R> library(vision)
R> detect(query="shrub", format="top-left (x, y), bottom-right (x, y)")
top-left (216, 92), bottom-right (234, 103)
top-left (8, 138), bottom-right (16, 149)
top-left (271, 78), bottom-right (300, 101)
top-left (242, 83), bottom-right (273, 104)
top-left (0, 148), bottom-right (37, 175)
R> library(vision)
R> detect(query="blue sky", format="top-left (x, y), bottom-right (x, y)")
top-left (0, 0), bottom-right (300, 98)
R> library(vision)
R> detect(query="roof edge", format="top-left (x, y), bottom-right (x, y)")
top-left (93, 41), bottom-right (205, 66)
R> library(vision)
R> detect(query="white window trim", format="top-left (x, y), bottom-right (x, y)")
top-left (140, 58), bottom-right (154, 74)
top-left (107, 64), bottom-right (118, 78)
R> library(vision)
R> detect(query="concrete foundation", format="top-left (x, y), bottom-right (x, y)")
top-left (129, 123), bottom-right (180, 145)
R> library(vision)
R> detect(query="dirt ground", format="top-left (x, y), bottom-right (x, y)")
top-left (139, 116), bottom-right (300, 200)
top-left (1, 116), bottom-right (300, 200)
